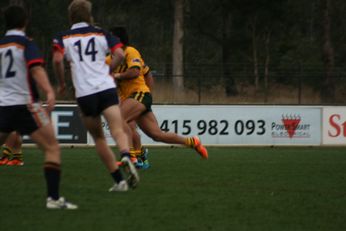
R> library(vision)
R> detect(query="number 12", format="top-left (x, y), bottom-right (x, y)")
top-left (0, 49), bottom-right (16, 79)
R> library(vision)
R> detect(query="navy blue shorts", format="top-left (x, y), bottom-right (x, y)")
top-left (77, 88), bottom-right (119, 117)
top-left (0, 104), bottom-right (49, 135)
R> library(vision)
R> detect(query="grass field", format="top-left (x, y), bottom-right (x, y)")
top-left (1, 147), bottom-right (346, 231)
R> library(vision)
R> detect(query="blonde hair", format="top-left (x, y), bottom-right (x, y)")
top-left (68, 0), bottom-right (93, 24)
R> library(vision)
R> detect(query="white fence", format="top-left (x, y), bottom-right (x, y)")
top-left (24, 105), bottom-right (346, 146)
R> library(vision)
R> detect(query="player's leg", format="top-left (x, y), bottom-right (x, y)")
top-left (80, 114), bottom-right (136, 190)
top-left (120, 98), bottom-right (147, 165)
top-left (0, 109), bottom-right (22, 166)
top-left (30, 122), bottom-right (77, 209)
top-left (137, 112), bottom-right (208, 159)
top-left (0, 132), bottom-right (11, 165)
top-left (129, 121), bottom-right (149, 169)
top-left (102, 105), bottom-right (140, 187)
top-left (129, 121), bottom-right (141, 152)
top-left (102, 105), bottom-right (130, 156)
top-left (77, 89), bottom-right (138, 189)
top-left (5, 132), bottom-right (24, 166)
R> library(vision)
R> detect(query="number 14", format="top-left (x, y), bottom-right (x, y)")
top-left (74, 37), bottom-right (98, 62)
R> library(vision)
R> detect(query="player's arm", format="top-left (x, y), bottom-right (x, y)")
top-left (144, 71), bottom-right (154, 91)
top-left (52, 51), bottom-right (65, 95)
top-left (109, 47), bottom-right (125, 72)
top-left (30, 65), bottom-right (56, 112)
top-left (113, 66), bottom-right (140, 80)
top-left (143, 64), bottom-right (154, 91)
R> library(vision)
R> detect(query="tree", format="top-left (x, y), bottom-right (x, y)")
top-left (321, 0), bottom-right (335, 102)
top-left (172, 0), bottom-right (185, 96)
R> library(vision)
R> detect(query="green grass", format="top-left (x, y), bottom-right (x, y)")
top-left (1, 147), bottom-right (346, 231)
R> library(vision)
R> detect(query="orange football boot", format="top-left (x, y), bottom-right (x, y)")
top-left (192, 136), bottom-right (208, 159)
top-left (6, 158), bottom-right (24, 166)
top-left (0, 156), bottom-right (10, 165)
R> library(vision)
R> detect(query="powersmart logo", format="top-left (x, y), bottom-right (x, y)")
top-left (282, 114), bottom-right (301, 138)
top-left (271, 114), bottom-right (311, 138)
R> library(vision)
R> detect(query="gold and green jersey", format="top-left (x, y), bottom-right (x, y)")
top-left (106, 46), bottom-right (150, 100)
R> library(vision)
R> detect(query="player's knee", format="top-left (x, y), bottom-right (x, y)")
top-left (43, 141), bottom-right (60, 158)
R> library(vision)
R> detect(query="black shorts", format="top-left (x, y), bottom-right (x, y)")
top-left (128, 92), bottom-right (152, 112)
top-left (0, 104), bottom-right (49, 135)
top-left (77, 88), bottom-right (119, 117)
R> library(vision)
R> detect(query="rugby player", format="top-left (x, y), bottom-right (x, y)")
top-left (0, 5), bottom-right (77, 209)
top-left (109, 26), bottom-right (208, 161)
top-left (52, 0), bottom-right (139, 191)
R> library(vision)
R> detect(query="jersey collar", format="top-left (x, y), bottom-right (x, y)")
top-left (71, 22), bottom-right (89, 30)
top-left (5, 29), bottom-right (25, 36)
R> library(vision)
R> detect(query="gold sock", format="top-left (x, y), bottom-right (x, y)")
top-left (2, 145), bottom-right (13, 158)
top-left (130, 148), bottom-right (141, 157)
top-left (13, 152), bottom-right (23, 161)
top-left (184, 137), bottom-right (195, 148)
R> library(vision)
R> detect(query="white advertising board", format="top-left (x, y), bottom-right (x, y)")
top-left (89, 105), bottom-right (322, 146)
top-left (323, 107), bottom-right (346, 145)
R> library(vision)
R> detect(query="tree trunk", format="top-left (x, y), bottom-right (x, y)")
top-left (263, 30), bottom-right (271, 103)
top-left (264, 30), bottom-right (271, 90)
top-left (251, 18), bottom-right (260, 90)
top-left (172, 0), bottom-right (185, 96)
top-left (222, 8), bottom-right (238, 96)
top-left (321, 0), bottom-right (335, 102)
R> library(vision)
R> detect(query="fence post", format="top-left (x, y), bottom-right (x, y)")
top-left (298, 64), bottom-right (302, 104)
top-left (198, 75), bottom-right (201, 104)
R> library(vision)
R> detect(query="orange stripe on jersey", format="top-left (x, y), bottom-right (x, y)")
top-left (62, 32), bottom-right (104, 40)
top-left (0, 42), bottom-right (24, 50)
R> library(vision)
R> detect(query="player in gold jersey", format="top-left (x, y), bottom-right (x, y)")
top-left (109, 27), bottom-right (208, 164)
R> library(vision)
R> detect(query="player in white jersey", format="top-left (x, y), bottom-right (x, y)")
top-left (0, 5), bottom-right (77, 209)
top-left (52, 0), bottom-right (139, 191)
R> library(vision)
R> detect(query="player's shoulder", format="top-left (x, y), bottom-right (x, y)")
top-left (125, 46), bottom-right (142, 56)
top-left (0, 34), bottom-right (34, 48)
top-left (126, 46), bottom-right (139, 53)
top-left (57, 25), bottom-right (107, 39)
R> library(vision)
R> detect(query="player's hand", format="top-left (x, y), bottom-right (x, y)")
top-left (112, 73), bottom-right (121, 80)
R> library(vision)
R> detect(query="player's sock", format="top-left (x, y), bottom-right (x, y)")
top-left (44, 162), bottom-right (61, 200)
top-left (128, 149), bottom-right (143, 168)
top-left (120, 150), bottom-right (131, 160)
top-left (12, 152), bottom-right (23, 161)
top-left (130, 148), bottom-right (141, 158)
top-left (1, 145), bottom-right (13, 158)
top-left (184, 137), bottom-right (196, 148)
top-left (6, 152), bottom-right (24, 165)
top-left (0, 146), bottom-right (13, 165)
top-left (111, 169), bottom-right (124, 184)
top-left (139, 147), bottom-right (145, 159)
top-left (128, 149), bottom-right (138, 163)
